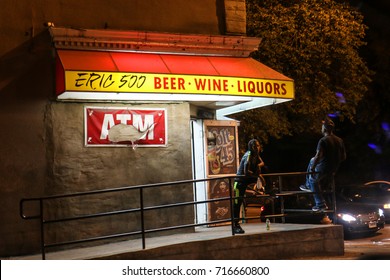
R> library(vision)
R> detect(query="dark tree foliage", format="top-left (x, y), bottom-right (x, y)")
top-left (234, 0), bottom-right (371, 149)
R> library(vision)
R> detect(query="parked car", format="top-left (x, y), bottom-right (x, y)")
top-left (333, 192), bottom-right (385, 237)
top-left (337, 181), bottom-right (390, 222)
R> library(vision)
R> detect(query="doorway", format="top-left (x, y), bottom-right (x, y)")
top-left (190, 119), bottom-right (208, 224)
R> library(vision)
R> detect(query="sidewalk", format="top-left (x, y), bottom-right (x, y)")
top-left (5, 222), bottom-right (345, 260)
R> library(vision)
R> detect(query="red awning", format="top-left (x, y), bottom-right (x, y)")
top-left (56, 50), bottom-right (292, 90)
top-left (55, 49), bottom-right (294, 117)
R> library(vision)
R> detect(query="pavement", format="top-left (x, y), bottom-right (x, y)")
top-left (4, 222), bottom-right (346, 260)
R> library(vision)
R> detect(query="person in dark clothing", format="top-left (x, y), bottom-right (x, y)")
top-left (233, 139), bottom-right (265, 234)
top-left (300, 118), bottom-right (346, 211)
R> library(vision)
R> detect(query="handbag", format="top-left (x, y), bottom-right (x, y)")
top-left (255, 175), bottom-right (266, 194)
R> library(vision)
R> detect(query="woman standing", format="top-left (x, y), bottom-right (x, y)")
top-left (233, 139), bottom-right (265, 234)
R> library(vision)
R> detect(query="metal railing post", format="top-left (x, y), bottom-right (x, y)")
top-left (331, 179), bottom-right (337, 224)
top-left (229, 177), bottom-right (235, 235)
top-left (139, 187), bottom-right (146, 249)
top-left (278, 175), bottom-right (286, 224)
top-left (39, 199), bottom-right (46, 260)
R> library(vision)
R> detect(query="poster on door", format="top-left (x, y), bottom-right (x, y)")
top-left (204, 120), bottom-right (238, 176)
top-left (207, 177), bottom-right (232, 223)
top-left (84, 106), bottom-right (167, 147)
top-left (204, 120), bottom-right (239, 224)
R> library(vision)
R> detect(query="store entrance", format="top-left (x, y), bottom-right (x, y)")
top-left (190, 119), bottom-right (240, 225)
top-left (190, 119), bottom-right (208, 224)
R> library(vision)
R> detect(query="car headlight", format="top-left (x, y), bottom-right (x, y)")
top-left (338, 213), bottom-right (356, 222)
top-left (384, 203), bottom-right (390, 209)
top-left (379, 208), bottom-right (384, 216)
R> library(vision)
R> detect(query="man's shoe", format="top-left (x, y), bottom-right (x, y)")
top-left (299, 185), bottom-right (311, 192)
top-left (312, 204), bottom-right (328, 212)
top-left (233, 224), bottom-right (245, 234)
top-left (321, 215), bottom-right (332, 224)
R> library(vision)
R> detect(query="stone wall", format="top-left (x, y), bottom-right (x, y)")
top-left (224, 0), bottom-right (247, 34)
top-left (42, 102), bottom-right (194, 249)
top-left (47, 102), bottom-right (193, 191)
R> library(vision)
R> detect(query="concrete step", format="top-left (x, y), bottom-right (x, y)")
top-left (6, 223), bottom-right (344, 260)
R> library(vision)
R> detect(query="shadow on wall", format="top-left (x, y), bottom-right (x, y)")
top-left (0, 30), bottom-right (54, 257)
top-left (0, 30), bottom-right (53, 101)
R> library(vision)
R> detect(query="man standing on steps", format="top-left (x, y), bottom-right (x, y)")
top-left (300, 118), bottom-right (346, 211)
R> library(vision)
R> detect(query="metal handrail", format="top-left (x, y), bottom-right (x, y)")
top-left (20, 176), bottom-right (240, 259)
top-left (19, 171), bottom-right (334, 260)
